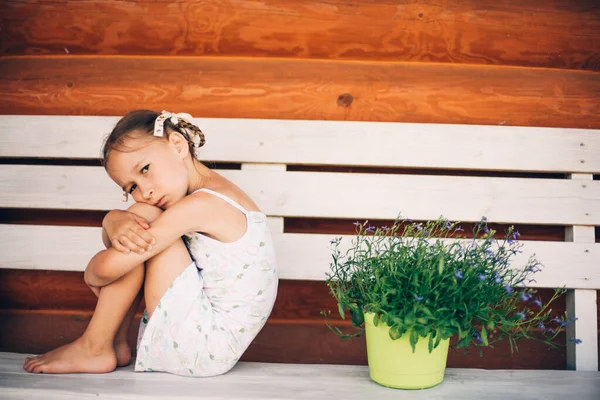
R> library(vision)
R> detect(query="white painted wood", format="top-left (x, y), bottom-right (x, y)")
top-left (1, 353), bottom-right (599, 400)
top-left (2, 165), bottom-right (599, 225)
top-left (2, 225), bottom-right (599, 290)
top-left (1, 116), bottom-right (599, 173)
top-left (240, 164), bottom-right (286, 234)
top-left (567, 290), bottom-right (598, 371)
top-left (565, 173), bottom-right (598, 371)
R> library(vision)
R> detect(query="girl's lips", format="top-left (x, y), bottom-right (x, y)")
top-left (156, 196), bottom-right (166, 208)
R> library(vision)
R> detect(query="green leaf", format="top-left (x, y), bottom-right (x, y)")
top-left (420, 307), bottom-right (433, 317)
top-left (389, 325), bottom-right (401, 340)
top-left (351, 309), bottom-right (364, 327)
top-left (373, 313), bottom-right (380, 327)
top-left (404, 312), bottom-right (416, 326)
top-left (409, 330), bottom-right (419, 353)
top-left (434, 328), bottom-right (442, 348)
top-left (438, 257), bottom-right (445, 275)
top-left (481, 325), bottom-right (489, 346)
top-left (337, 302), bottom-right (346, 320)
top-left (428, 334), bottom-right (434, 353)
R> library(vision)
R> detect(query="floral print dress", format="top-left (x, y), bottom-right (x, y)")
top-left (135, 188), bottom-right (278, 377)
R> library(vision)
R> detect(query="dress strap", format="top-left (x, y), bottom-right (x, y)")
top-left (191, 188), bottom-right (248, 215)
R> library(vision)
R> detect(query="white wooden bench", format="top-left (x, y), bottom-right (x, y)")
top-left (0, 115), bottom-right (599, 398)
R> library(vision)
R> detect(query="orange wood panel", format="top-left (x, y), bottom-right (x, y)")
top-left (1, 1), bottom-right (599, 70)
top-left (0, 270), bottom-right (568, 320)
top-left (0, 309), bottom-right (572, 369)
top-left (1, 56), bottom-right (599, 128)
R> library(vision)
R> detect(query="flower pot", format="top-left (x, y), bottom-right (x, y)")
top-left (364, 312), bottom-right (450, 389)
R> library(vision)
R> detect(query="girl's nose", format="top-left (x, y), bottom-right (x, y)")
top-left (140, 186), bottom-right (153, 201)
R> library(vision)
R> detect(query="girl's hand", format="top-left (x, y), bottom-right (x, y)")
top-left (102, 210), bottom-right (156, 254)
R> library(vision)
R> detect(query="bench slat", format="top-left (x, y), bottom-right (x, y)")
top-left (1, 224), bottom-right (598, 289)
top-left (1, 116), bottom-right (599, 173)
top-left (1, 165), bottom-right (599, 225)
top-left (1, 353), bottom-right (599, 399)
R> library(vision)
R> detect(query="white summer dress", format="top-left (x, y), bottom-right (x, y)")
top-left (135, 188), bottom-right (278, 377)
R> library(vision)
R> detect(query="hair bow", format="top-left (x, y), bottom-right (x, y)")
top-left (153, 110), bottom-right (195, 138)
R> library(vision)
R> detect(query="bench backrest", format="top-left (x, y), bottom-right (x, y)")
top-left (0, 115), bottom-right (598, 369)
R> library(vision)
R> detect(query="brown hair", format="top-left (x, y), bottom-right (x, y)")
top-left (102, 109), bottom-right (205, 167)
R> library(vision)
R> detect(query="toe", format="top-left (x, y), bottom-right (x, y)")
top-left (27, 359), bottom-right (44, 373)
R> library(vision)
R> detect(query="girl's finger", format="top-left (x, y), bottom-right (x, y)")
top-left (132, 214), bottom-right (151, 229)
top-left (133, 226), bottom-right (156, 247)
top-left (110, 237), bottom-right (131, 254)
top-left (127, 230), bottom-right (152, 251)
top-left (119, 235), bottom-right (145, 254)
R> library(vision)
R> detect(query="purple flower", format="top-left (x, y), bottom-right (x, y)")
top-left (552, 317), bottom-right (569, 328)
top-left (366, 226), bottom-right (376, 233)
top-left (405, 218), bottom-right (413, 223)
top-left (478, 273), bottom-right (486, 281)
top-left (456, 227), bottom-right (464, 232)
top-left (507, 231), bottom-right (520, 244)
top-left (455, 271), bottom-right (464, 279)
top-left (569, 337), bottom-right (583, 345)
top-left (516, 312), bottom-right (526, 320)
top-left (414, 294), bottom-right (424, 301)
top-left (505, 285), bottom-right (513, 294)
top-left (546, 328), bottom-right (556, 335)
top-left (538, 322), bottom-right (545, 330)
top-left (521, 292), bottom-right (532, 301)
top-left (381, 226), bottom-right (389, 231)
top-left (533, 299), bottom-right (542, 307)
top-left (353, 221), bottom-right (361, 226)
top-left (473, 332), bottom-right (483, 343)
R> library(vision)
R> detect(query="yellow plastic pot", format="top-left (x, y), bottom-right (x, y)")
top-left (364, 312), bottom-right (450, 389)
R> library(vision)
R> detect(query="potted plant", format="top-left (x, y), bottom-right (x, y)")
top-left (323, 216), bottom-right (575, 389)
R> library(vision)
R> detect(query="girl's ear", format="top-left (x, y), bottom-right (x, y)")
top-left (168, 131), bottom-right (190, 158)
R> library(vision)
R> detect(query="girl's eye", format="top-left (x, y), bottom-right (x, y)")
top-left (141, 164), bottom-right (149, 174)
top-left (129, 184), bottom-right (137, 194)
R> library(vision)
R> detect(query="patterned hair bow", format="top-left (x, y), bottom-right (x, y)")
top-left (154, 110), bottom-right (201, 147)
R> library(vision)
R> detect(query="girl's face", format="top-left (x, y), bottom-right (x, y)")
top-left (105, 135), bottom-right (190, 209)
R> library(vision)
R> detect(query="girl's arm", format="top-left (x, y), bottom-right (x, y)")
top-left (85, 194), bottom-right (209, 287)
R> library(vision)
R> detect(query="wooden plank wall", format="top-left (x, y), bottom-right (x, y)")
top-left (1, 0), bottom-right (599, 369)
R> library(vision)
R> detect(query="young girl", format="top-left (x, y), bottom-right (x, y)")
top-left (23, 110), bottom-right (278, 377)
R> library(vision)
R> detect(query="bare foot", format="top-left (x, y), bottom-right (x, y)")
top-left (23, 336), bottom-right (117, 374)
top-left (114, 340), bottom-right (132, 367)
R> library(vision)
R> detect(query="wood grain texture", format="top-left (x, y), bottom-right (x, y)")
top-left (0, 310), bottom-right (573, 369)
top-left (1, 57), bottom-right (599, 128)
top-left (3, 353), bottom-right (600, 400)
top-left (0, 269), bottom-right (569, 320)
top-left (1, 1), bottom-right (599, 70)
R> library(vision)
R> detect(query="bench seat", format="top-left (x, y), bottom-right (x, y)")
top-left (1, 352), bottom-right (599, 399)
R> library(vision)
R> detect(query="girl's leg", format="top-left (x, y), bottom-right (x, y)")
top-left (23, 265), bottom-right (145, 374)
top-left (23, 203), bottom-right (192, 374)
top-left (114, 287), bottom-right (143, 367)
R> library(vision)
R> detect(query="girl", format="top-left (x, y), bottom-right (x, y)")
top-left (23, 110), bottom-right (279, 376)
